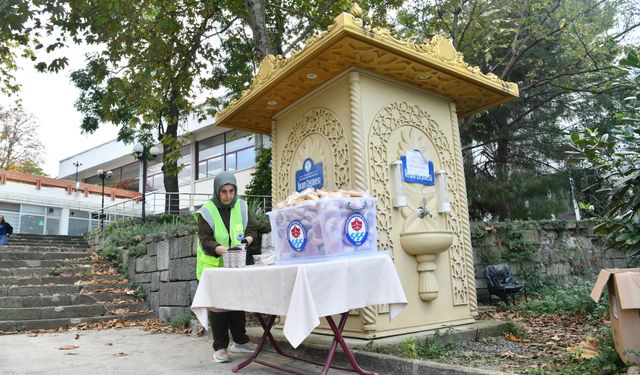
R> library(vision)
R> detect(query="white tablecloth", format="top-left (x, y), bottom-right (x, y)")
top-left (191, 253), bottom-right (407, 348)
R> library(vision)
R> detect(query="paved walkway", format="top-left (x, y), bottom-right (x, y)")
top-left (1, 322), bottom-right (511, 375)
top-left (0, 328), bottom-right (352, 375)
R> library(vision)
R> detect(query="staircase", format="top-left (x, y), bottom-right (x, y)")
top-left (0, 234), bottom-right (155, 332)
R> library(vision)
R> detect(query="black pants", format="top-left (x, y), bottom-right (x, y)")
top-left (208, 310), bottom-right (250, 351)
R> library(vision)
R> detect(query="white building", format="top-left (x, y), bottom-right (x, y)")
top-left (0, 169), bottom-right (139, 235)
top-left (57, 116), bottom-right (270, 219)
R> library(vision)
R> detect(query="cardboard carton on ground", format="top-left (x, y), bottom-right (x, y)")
top-left (591, 268), bottom-right (640, 365)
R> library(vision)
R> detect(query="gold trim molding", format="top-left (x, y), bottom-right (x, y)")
top-left (216, 12), bottom-right (519, 134)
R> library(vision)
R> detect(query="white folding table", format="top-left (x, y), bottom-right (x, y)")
top-left (191, 253), bottom-right (407, 374)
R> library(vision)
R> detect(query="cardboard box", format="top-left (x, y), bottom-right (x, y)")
top-left (590, 268), bottom-right (640, 365)
top-left (268, 197), bottom-right (377, 264)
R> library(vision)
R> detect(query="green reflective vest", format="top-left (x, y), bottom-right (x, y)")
top-left (194, 199), bottom-right (247, 280)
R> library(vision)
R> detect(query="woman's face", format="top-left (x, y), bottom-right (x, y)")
top-left (218, 184), bottom-right (236, 206)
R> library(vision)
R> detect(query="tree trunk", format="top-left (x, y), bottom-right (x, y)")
top-left (494, 114), bottom-right (511, 219)
top-left (245, 0), bottom-right (274, 60)
top-left (162, 96), bottom-right (181, 215)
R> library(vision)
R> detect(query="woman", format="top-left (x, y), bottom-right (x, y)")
top-left (0, 215), bottom-right (14, 246)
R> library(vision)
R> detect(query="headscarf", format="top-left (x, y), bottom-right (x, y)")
top-left (211, 171), bottom-right (238, 208)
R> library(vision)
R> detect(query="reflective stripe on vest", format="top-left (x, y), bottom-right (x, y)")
top-left (194, 199), bottom-right (247, 280)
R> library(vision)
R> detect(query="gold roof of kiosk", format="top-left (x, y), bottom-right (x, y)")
top-left (216, 12), bottom-right (519, 134)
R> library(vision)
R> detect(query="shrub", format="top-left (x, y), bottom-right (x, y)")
top-left (509, 277), bottom-right (608, 319)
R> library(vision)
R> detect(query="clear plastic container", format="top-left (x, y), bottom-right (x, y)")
top-left (267, 197), bottom-right (377, 264)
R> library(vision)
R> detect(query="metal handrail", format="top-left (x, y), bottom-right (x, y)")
top-left (89, 192), bottom-right (271, 229)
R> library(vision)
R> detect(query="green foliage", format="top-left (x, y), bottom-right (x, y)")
top-left (473, 221), bottom-right (542, 290)
top-left (504, 321), bottom-right (529, 339)
top-left (569, 50), bottom-right (640, 264)
top-left (128, 281), bottom-right (146, 299)
top-left (169, 312), bottom-right (193, 328)
top-left (398, 329), bottom-right (457, 360)
top-left (244, 147), bottom-right (271, 198)
top-left (396, 0), bottom-right (639, 221)
top-left (49, 265), bottom-right (61, 276)
top-left (509, 277), bottom-right (608, 319)
top-left (96, 214), bottom-right (196, 270)
top-left (467, 171), bottom-right (573, 221)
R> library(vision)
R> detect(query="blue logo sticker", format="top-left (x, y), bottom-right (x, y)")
top-left (287, 221), bottom-right (307, 252)
top-left (344, 213), bottom-right (368, 246)
top-left (236, 233), bottom-right (244, 242)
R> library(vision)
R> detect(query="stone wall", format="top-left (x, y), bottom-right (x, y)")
top-left (472, 220), bottom-right (630, 302)
top-left (123, 234), bottom-right (198, 321)
top-left (116, 220), bottom-right (630, 321)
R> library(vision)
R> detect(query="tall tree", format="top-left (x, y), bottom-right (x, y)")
top-left (570, 50), bottom-right (640, 263)
top-left (396, 0), bottom-right (640, 220)
top-left (0, 1), bottom-right (72, 94)
top-left (208, 0), bottom-right (402, 105)
top-left (54, 1), bottom-right (237, 213)
top-left (0, 105), bottom-right (46, 175)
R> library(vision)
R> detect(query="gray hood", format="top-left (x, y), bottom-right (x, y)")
top-left (211, 171), bottom-right (238, 208)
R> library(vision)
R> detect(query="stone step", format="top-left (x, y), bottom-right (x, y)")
top-left (0, 266), bottom-right (92, 277)
top-left (0, 293), bottom-right (141, 308)
top-left (0, 275), bottom-right (84, 286)
top-left (1, 246), bottom-right (91, 253)
top-left (0, 311), bottom-right (156, 332)
top-left (7, 241), bottom-right (89, 248)
top-left (0, 274), bottom-right (124, 286)
top-left (9, 234), bottom-right (89, 244)
top-left (0, 251), bottom-right (91, 261)
top-left (1, 281), bottom-right (130, 297)
top-left (0, 301), bottom-right (149, 321)
top-left (0, 259), bottom-right (94, 268)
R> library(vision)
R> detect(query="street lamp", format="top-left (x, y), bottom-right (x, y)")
top-left (97, 169), bottom-right (113, 229)
top-left (73, 161), bottom-right (82, 191)
top-left (133, 143), bottom-right (160, 223)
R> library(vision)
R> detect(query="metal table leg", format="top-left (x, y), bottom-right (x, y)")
top-left (233, 312), bottom-right (376, 375)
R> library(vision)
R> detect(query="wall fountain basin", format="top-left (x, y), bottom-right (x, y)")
top-left (399, 230), bottom-right (453, 256)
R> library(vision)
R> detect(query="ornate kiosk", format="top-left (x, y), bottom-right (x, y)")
top-left (215, 11), bottom-right (519, 339)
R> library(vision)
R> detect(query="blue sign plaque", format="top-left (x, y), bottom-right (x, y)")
top-left (400, 150), bottom-right (435, 186)
top-left (295, 158), bottom-right (324, 192)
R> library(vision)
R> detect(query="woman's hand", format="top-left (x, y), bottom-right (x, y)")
top-left (242, 236), bottom-right (254, 246)
top-left (214, 246), bottom-right (228, 256)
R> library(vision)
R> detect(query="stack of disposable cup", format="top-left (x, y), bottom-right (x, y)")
top-left (223, 244), bottom-right (246, 268)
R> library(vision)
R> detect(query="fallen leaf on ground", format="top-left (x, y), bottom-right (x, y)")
top-left (566, 336), bottom-right (599, 360)
top-left (105, 342), bottom-right (113, 346)
top-left (58, 344), bottom-right (79, 350)
top-left (74, 334), bottom-right (80, 340)
top-left (504, 333), bottom-right (529, 343)
top-left (64, 352), bottom-right (79, 356)
top-left (113, 352), bottom-right (128, 357)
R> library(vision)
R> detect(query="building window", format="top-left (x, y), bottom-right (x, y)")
top-left (197, 130), bottom-right (255, 179)
top-left (69, 209), bottom-right (90, 236)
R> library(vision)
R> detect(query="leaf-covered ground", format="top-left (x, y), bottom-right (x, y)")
top-left (413, 308), bottom-right (627, 375)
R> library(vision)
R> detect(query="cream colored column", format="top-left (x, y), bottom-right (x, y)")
top-left (449, 102), bottom-right (478, 315)
top-left (349, 71), bottom-right (377, 332)
top-left (271, 119), bottom-right (278, 202)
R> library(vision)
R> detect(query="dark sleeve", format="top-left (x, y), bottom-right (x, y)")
top-left (197, 216), bottom-right (220, 257)
top-left (5, 223), bottom-right (12, 235)
top-left (244, 213), bottom-right (257, 245)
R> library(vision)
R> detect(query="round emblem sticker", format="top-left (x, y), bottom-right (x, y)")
top-left (344, 213), bottom-right (368, 246)
top-left (287, 221), bottom-right (307, 252)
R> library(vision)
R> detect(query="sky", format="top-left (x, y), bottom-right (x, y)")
top-left (3, 48), bottom-right (120, 178)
